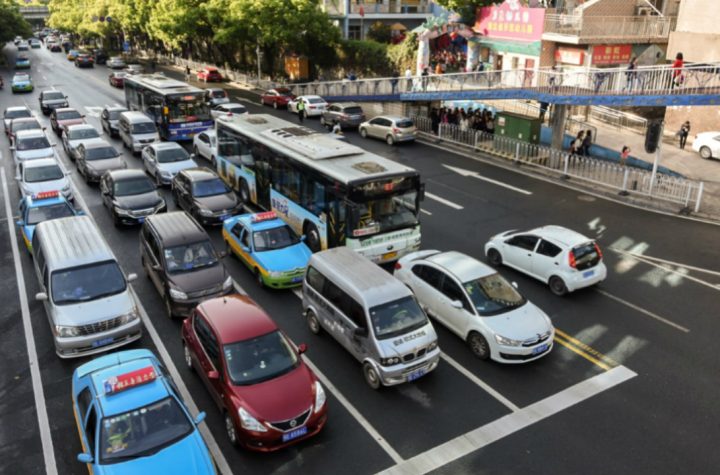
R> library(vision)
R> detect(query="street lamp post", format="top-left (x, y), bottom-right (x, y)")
top-left (256, 43), bottom-right (263, 84)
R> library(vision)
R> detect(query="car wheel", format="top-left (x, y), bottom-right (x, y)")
top-left (155, 171), bottom-right (162, 187)
top-left (487, 248), bottom-right (502, 267)
top-left (360, 128), bottom-right (368, 138)
top-left (254, 268), bottom-right (264, 287)
top-left (164, 295), bottom-right (174, 318)
top-left (224, 412), bottom-right (239, 446)
top-left (320, 116), bottom-right (326, 127)
top-left (239, 179), bottom-right (250, 204)
top-left (273, 100), bottom-right (278, 109)
top-left (210, 155), bottom-right (216, 169)
top-left (467, 331), bottom-right (490, 360)
top-left (141, 256), bottom-right (151, 279)
top-left (363, 362), bottom-right (381, 390)
top-left (193, 145), bottom-right (199, 158)
top-left (304, 224), bottom-right (321, 253)
top-left (112, 210), bottom-right (121, 228)
top-left (306, 309), bottom-right (321, 335)
top-left (549, 276), bottom-right (568, 296)
top-left (183, 342), bottom-right (194, 372)
top-left (700, 146), bottom-right (713, 160)
top-left (386, 135), bottom-right (395, 146)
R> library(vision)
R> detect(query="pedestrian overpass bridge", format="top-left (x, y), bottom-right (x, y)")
top-left (282, 63), bottom-right (720, 107)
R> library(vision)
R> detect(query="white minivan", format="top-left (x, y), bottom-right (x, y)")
top-left (118, 111), bottom-right (160, 154)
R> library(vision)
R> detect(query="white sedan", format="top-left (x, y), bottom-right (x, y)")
top-left (61, 124), bottom-right (102, 160)
top-left (395, 250), bottom-right (554, 363)
top-left (287, 95), bottom-right (328, 118)
top-left (210, 103), bottom-right (247, 120)
top-left (192, 129), bottom-right (217, 166)
top-left (484, 225), bottom-right (607, 296)
top-left (692, 131), bottom-right (720, 160)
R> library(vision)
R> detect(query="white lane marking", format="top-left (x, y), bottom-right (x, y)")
top-left (443, 164), bottom-right (533, 195)
top-left (420, 208), bottom-right (432, 216)
top-left (439, 353), bottom-right (519, 412)
top-left (377, 365), bottom-right (637, 475)
top-left (60, 152), bottom-right (233, 475)
top-left (595, 288), bottom-right (690, 333)
top-left (1, 167), bottom-right (59, 475)
top-left (611, 248), bottom-right (720, 280)
top-left (232, 96), bottom-right (258, 105)
top-left (84, 106), bottom-right (103, 118)
top-left (424, 192), bottom-right (464, 210)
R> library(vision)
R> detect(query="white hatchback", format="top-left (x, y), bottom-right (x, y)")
top-left (287, 95), bottom-right (328, 118)
top-left (192, 129), bottom-right (217, 166)
top-left (395, 250), bottom-right (554, 363)
top-left (484, 225), bottom-right (607, 296)
top-left (692, 131), bottom-right (720, 160)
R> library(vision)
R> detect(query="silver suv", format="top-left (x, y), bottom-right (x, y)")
top-left (359, 115), bottom-right (417, 145)
top-left (320, 103), bottom-right (366, 129)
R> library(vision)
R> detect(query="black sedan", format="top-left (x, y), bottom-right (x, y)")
top-left (74, 53), bottom-right (94, 68)
top-left (171, 167), bottom-right (241, 225)
top-left (100, 169), bottom-right (166, 226)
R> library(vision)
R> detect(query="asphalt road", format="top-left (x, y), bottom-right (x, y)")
top-left (1, 45), bottom-right (719, 475)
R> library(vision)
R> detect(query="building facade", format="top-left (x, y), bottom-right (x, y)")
top-left (322, 0), bottom-right (444, 39)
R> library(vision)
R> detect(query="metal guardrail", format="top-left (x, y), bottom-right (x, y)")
top-left (587, 105), bottom-right (648, 134)
top-left (413, 116), bottom-right (704, 212)
top-left (543, 14), bottom-right (676, 40)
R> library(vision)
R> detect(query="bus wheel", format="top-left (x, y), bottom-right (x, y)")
top-left (239, 179), bottom-right (250, 204)
top-left (210, 155), bottom-right (216, 169)
top-left (304, 224), bottom-right (321, 253)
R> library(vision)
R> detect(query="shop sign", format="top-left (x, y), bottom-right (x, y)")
top-left (592, 44), bottom-right (632, 65)
top-left (474, 0), bottom-right (545, 42)
top-left (555, 48), bottom-right (585, 65)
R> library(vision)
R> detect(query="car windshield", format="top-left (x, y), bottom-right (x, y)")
top-left (464, 274), bottom-right (527, 316)
top-left (99, 396), bottom-right (193, 464)
top-left (12, 120), bottom-right (41, 133)
top-left (252, 225), bottom-right (300, 252)
top-left (56, 111), bottom-right (81, 121)
top-left (112, 73), bottom-right (127, 79)
top-left (350, 190), bottom-right (419, 237)
top-left (6, 109), bottom-right (31, 120)
top-left (68, 128), bottom-right (99, 140)
top-left (130, 122), bottom-right (156, 134)
top-left (108, 110), bottom-right (125, 120)
top-left (166, 94), bottom-right (211, 123)
top-left (44, 92), bottom-right (64, 101)
top-left (14, 74), bottom-right (30, 81)
top-left (26, 202), bottom-right (75, 225)
top-left (211, 90), bottom-right (226, 98)
top-left (164, 241), bottom-right (217, 273)
top-left (17, 136), bottom-right (51, 151)
top-left (25, 164), bottom-right (63, 183)
top-left (369, 296), bottom-right (428, 339)
top-left (344, 107), bottom-right (363, 115)
top-left (192, 178), bottom-right (229, 197)
top-left (224, 331), bottom-right (299, 385)
top-left (85, 146), bottom-right (118, 160)
top-left (275, 88), bottom-right (291, 96)
top-left (157, 148), bottom-right (189, 163)
top-left (308, 98), bottom-right (325, 104)
top-left (227, 106), bottom-right (246, 114)
top-left (51, 260), bottom-right (126, 304)
top-left (114, 177), bottom-right (155, 196)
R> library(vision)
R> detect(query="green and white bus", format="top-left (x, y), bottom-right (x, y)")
top-left (214, 113), bottom-right (423, 264)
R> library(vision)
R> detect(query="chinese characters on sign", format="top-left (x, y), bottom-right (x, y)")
top-left (474, 1), bottom-right (545, 42)
top-left (592, 45), bottom-right (632, 65)
top-left (555, 48), bottom-right (585, 66)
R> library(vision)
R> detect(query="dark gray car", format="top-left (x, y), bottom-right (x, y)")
top-left (100, 169), bottom-right (166, 226)
top-left (100, 106), bottom-right (128, 138)
top-left (39, 89), bottom-right (69, 115)
top-left (171, 168), bottom-right (241, 225)
top-left (320, 102), bottom-right (366, 129)
top-left (76, 141), bottom-right (126, 183)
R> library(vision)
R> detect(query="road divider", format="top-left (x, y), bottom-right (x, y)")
top-left (553, 328), bottom-right (619, 371)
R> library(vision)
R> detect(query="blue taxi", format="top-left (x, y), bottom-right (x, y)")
top-left (16, 191), bottom-right (80, 252)
top-left (72, 349), bottom-right (216, 475)
top-left (11, 72), bottom-right (33, 93)
top-left (15, 55), bottom-right (31, 69)
top-left (222, 211), bottom-right (312, 288)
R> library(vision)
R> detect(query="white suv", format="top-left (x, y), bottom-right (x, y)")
top-left (484, 225), bottom-right (607, 296)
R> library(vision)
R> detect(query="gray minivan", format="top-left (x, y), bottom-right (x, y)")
top-left (32, 215), bottom-right (142, 358)
top-left (118, 111), bottom-right (160, 154)
top-left (302, 247), bottom-right (440, 389)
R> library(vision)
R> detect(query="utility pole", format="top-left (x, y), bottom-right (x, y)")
top-left (256, 42), bottom-right (263, 84)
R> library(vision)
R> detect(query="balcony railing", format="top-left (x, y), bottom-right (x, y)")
top-left (543, 15), bottom-right (677, 41)
top-left (349, 2), bottom-right (430, 15)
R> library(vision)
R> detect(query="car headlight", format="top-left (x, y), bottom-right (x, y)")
top-left (154, 199), bottom-right (166, 211)
top-left (118, 308), bottom-right (140, 325)
top-left (268, 271), bottom-right (284, 278)
top-left (495, 334), bottom-right (523, 347)
top-left (55, 325), bottom-right (80, 337)
top-left (159, 170), bottom-right (172, 178)
top-left (428, 340), bottom-right (439, 352)
top-left (222, 276), bottom-right (233, 290)
top-left (199, 208), bottom-right (213, 217)
top-left (313, 381), bottom-right (326, 413)
top-left (169, 287), bottom-right (188, 300)
top-left (380, 356), bottom-right (401, 366)
top-left (114, 205), bottom-right (132, 217)
top-left (238, 407), bottom-right (267, 432)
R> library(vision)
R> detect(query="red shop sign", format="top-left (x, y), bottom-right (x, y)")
top-left (592, 44), bottom-right (632, 65)
top-left (555, 48), bottom-right (585, 66)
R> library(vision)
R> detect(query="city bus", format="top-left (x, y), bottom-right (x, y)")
top-left (124, 74), bottom-right (212, 141)
top-left (214, 113), bottom-right (424, 264)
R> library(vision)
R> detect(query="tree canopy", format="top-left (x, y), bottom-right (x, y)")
top-left (433, 0), bottom-right (498, 24)
top-left (0, 0), bottom-right (33, 43)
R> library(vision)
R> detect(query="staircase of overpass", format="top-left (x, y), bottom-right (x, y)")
top-left (281, 63), bottom-right (720, 107)
top-left (19, 5), bottom-right (49, 21)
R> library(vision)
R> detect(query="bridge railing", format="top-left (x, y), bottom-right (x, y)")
top-left (413, 117), bottom-right (704, 212)
top-left (543, 14), bottom-right (676, 40)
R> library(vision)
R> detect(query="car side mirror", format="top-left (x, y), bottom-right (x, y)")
top-left (77, 453), bottom-right (93, 464)
top-left (9, 146), bottom-right (15, 151)
top-left (51, 143), bottom-right (57, 147)
top-left (300, 235), bottom-right (306, 242)
top-left (512, 281), bottom-right (518, 289)
top-left (77, 210), bottom-right (85, 216)
top-left (151, 263), bottom-right (162, 272)
top-left (190, 153), bottom-right (196, 159)
top-left (218, 250), bottom-right (228, 258)
top-left (450, 300), bottom-right (463, 309)
top-left (208, 370), bottom-right (219, 380)
top-left (42, 127), bottom-right (46, 131)
top-left (14, 175), bottom-right (20, 181)
top-left (35, 292), bottom-right (48, 301)
top-left (194, 412), bottom-right (206, 425)
top-left (127, 273), bottom-right (137, 283)
top-left (297, 343), bottom-right (308, 354)
top-left (353, 327), bottom-right (368, 339)
top-left (81, 115), bottom-right (86, 119)
top-left (16, 219), bottom-right (25, 226)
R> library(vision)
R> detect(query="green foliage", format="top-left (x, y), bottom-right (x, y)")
top-left (387, 33), bottom-right (418, 73)
top-left (433, 0), bottom-right (497, 24)
top-left (367, 21), bottom-right (391, 44)
top-left (336, 39), bottom-right (391, 77)
top-left (0, 0), bottom-right (33, 43)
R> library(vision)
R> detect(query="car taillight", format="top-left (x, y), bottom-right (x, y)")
top-left (568, 251), bottom-right (577, 269)
top-left (594, 242), bottom-right (603, 259)
top-left (309, 105), bottom-right (316, 109)
top-left (340, 114), bottom-right (348, 119)
top-left (394, 262), bottom-right (402, 270)
top-left (392, 127), bottom-right (400, 133)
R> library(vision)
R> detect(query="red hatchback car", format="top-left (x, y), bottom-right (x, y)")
top-left (182, 295), bottom-right (327, 451)
top-left (50, 107), bottom-right (86, 135)
top-left (197, 66), bottom-right (223, 82)
top-left (108, 71), bottom-right (127, 88)
top-left (261, 88), bottom-right (295, 109)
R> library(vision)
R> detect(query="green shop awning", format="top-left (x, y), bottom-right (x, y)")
top-left (474, 38), bottom-right (541, 56)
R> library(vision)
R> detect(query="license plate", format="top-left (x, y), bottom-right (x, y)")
top-left (282, 426), bottom-right (307, 442)
top-left (382, 251), bottom-right (397, 261)
top-left (137, 217), bottom-right (145, 223)
top-left (92, 337), bottom-right (114, 348)
top-left (407, 368), bottom-right (425, 382)
top-left (582, 270), bottom-right (595, 278)
top-left (219, 214), bottom-right (230, 221)
top-left (532, 343), bottom-right (549, 355)
top-left (291, 276), bottom-right (303, 283)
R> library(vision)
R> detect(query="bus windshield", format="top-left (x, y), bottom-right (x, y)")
top-left (349, 189), bottom-right (419, 238)
top-left (166, 94), bottom-right (211, 123)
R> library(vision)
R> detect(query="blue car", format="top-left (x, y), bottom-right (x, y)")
top-left (222, 211), bottom-right (312, 288)
top-left (72, 349), bottom-right (216, 475)
top-left (15, 55), bottom-right (31, 69)
top-left (16, 191), bottom-right (79, 252)
top-left (11, 73), bottom-right (33, 93)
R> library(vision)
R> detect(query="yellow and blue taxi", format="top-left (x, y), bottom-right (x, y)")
top-left (223, 211), bottom-right (312, 288)
top-left (72, 349), bottom-right (216, 475)
top-left (16, 191), bottom-right (80, 252)
top-left (11, 72), bottom-right (33, 93)
top-left (67, 49), bottom-right (80, 60)
top-left (15, 54), bottom-right (31, 69)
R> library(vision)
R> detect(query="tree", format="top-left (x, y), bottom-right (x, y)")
top-left (367, 21), bottom-right (391, 43)
top-left (0, 0), bottom-right (32, 43)
top-left (433, 0), bottom-right (497, 24)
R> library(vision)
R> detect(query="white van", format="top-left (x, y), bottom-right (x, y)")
top-left (32, 215), bottom-right (143, 358)
top-left (302, 247), bottom-right (440, 389)
top-left (118, 111), bottom-right (159, 154)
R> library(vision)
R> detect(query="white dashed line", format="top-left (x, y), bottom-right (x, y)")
top-left (425, 192), bottom-right (464, 210)
top-left (595, 288), bottom-right (690, 333)
top-left (443, 164), bottom-right (533, 195)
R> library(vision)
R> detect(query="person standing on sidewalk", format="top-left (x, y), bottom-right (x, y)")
top-left (624, 57), bottom-right (638, 91)
top-left (390, 71), bottom-right (399, 94)
top-left (679, 121), bottom-right (691, 149)
top-left (185, 65), bottom-right (191, 82)
top-left (671, 52), bottom-right (684, 88)
top-left (404, 67), bottom-right (413, 91)
top-left (620, 146), bottom-right (631, 166)
top-left (570, 131), bottom-right (584, 155)
top-left (421, 67), bottom-right (429, 91)
top-left (296, 100), bottom-right (306, 124)
top-left (581, 130), bottom-right (593, 156)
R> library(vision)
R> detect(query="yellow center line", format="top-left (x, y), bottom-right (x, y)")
top-left (553, 328), bottom-right (618, 372)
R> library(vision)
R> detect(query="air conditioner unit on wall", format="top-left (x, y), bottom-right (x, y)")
top-left (635, 6), bottom-right (655, 16)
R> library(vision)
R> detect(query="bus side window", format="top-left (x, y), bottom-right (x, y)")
top-left (300, 179), bottom-right (326, 216)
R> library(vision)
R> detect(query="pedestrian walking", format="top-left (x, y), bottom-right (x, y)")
top-left (570, 131), bottom-right (584, 155)
top-left (390, 71), bottom-right (399, 94)
top-left (421, 67), bottom-right (429, 91)
top-left (671, 52), bottom-right (684, 88)
top-left (581, 130), bottom-right (593, 156)
top-left (624, 56), bottom-right (638, 91)
top-left (150, 59), bottom-right (157, 72)
top-left (620, 146), bottom-right (631, 166)
top-left (185, 65), bottom-right (191, 82)
top-left (296, 100), bottom-right (306, 123)
top-left (538, 101), bottom-right (549, 123)
top-left (486, 112), bottom-right (495, 135)
top-left (679, 120), bottom-right (691, 149)
top-left (405, 67), bottom-right (413, 91)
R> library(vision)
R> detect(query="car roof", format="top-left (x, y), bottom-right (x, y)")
top-left (270, 87), bottom-right (291, 93)
top-left (375, 115), bottom-right (410, 122)
top-left (10, 117), bottom-right (40, 126)
top-left (181, 167), bottom-right (217, 181)
top-left (424, 251), bottom-right (495, 282)
top-left (82, 138), bottom-right (114, 149)
top-left (151, 142), bottom-right (184, 151)
top-left (104, 105), bottom-right (128, 112)
top-left (35, 215), bottom-right (114, 269)
top-left (332, 102), bottom-right (361, 109)
top-left (23, 157), bottom-right (61, 168)
top-left (146, 211), bottom-right (208, 247)
top-left (236, 214), bottom-right (287, 232)
top-left (41, 88), bottom-right (63, 95)
top-left (5, 106), bottom-right (31, 114)
top-left (299, 95), bottom-right (323, 100)
top-left (204, 66), bottom-right (218, 71)
top-left (198, 295), bottom-right (277, 345)
top-left (54, 107), bottom-right (78, 114)
top-left (207, 87), bottom-right (224, 92)
top-left (107, 169), bottom-right (149, 181)
top-left (221, 103), bottom-right (246, 109)
top-left (15, 129), bottom-right (47, 139)
top-left (526, 225), bottom-right (593, 247)
top-left (66, 123), bottom-right (95, 132)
